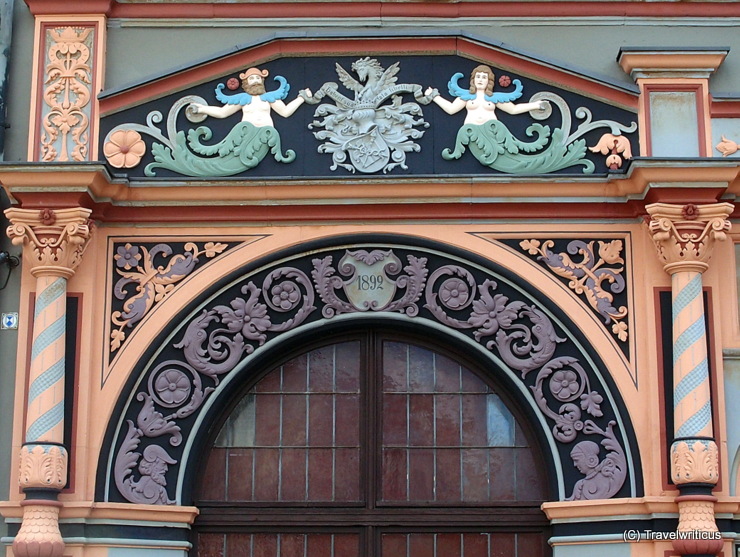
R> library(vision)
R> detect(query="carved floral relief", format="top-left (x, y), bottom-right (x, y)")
top-left (109, 241), bottom-right (231, 356)
top-left (519, 239), bottom-right (629, 342)
top-left (108, 246), bottom-right (633, 506)
top-left (39, 26), bottom-right (95, 162)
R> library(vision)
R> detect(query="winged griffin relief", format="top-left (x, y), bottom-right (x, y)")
top-left (302, 57), bottom-right (434, 173)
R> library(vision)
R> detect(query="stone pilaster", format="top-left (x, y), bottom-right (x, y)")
top-left (4, 207), bottom-right (92, 557)
top-left (647, 202), bottom-right (732, 557)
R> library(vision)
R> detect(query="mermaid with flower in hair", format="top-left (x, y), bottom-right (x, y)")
top-left (426, 65), bottom-right (593, 174)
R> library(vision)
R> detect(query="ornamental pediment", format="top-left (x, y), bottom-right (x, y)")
top-left (99, 36), bottom-right (638, 180)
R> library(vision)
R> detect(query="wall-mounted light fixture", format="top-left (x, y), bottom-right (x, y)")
top-left (0, 251), bottom-right (19, 290)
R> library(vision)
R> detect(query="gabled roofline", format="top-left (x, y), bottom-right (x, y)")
top-left (98, 31), bottom-right (639, 116)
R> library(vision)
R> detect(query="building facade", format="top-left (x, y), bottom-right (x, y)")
top-left (1, 1), bottom-right (740, 556)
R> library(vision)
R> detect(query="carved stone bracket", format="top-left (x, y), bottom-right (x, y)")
top-left (646, 202), bottom-right (733, 275)
top-left (105, 245), bottom-right (637, 506)
top-left (5, 208), bottom-right (93, 278)
top-left (19, 444), bottom-right (68, 491)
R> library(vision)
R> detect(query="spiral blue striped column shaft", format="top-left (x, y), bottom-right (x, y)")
top-left (672, 270), bottom-right (712, 440)
top-left (26, 274), bottom-right (68, 444)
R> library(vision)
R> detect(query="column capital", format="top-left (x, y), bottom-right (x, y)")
top-left (4, 207), bottom-right (93, 279)
top-left (646, 202), bottom-right (733, 274)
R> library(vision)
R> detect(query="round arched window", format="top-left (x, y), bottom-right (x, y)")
top-left (194, 330), bottom-right (551, 556)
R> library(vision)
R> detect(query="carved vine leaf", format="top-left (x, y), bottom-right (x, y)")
top-left (519, 239), bottom-right (629, 342)
top-left (110, 241), bottom-right (230, 356)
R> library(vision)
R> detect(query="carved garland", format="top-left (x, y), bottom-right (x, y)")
top-left (111, 247), bottom-right (631, 505)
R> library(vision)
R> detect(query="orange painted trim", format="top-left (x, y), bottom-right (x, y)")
top-left (50, 1), bottom-right (740, 20)
top-left (88, 201), bottom-right (652, 223)
top-left (0, 500), bottom-right (199, 523)
top-left (98, 37), bottom-right (638, 116)
top-left (641, 83), bottom-right (709, 157)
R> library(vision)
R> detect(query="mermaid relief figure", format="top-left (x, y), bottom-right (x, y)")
top-left (426, 65), bottom-right (592, 174)
top-left (144, 68), bottom-right (312, 177)
top-left (425, 64), bottom-right (547, 125)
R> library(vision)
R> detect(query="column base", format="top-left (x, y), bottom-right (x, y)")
top-left (12, 499), bottom-right (65, 557)
top-left (672, 494), bottom-right (723, 557)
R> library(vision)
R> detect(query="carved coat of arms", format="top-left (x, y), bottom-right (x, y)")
top-left (304, 58), bottom-right (433, 173)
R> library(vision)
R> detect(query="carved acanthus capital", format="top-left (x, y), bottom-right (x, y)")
top-left (4, 207), bottom-right (93, 278)
top-left (19, 444), bottom-right (68, 491)
top-left (671, 439), bottom-right (719, 485)
top-left (646, 202), bottom-right (733, 275)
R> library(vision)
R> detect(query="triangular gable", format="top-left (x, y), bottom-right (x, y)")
top-left (99, 35), bottom-right (639, 180)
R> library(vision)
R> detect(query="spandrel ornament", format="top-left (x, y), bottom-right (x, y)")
top-left (304, 57), bottom-right (434, 173)
top-left (103, 68), bottom-right (311, 177)
top-left (427, 65), bottom-right (636, 174)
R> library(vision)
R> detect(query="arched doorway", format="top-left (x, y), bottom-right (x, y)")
top-left (193, 328), bottom-right (551, 557)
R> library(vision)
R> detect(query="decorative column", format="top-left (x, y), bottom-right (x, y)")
top-left (647, 202), bottom-right (732, 557)
top-left (4, 207), bottom-right (92, 557)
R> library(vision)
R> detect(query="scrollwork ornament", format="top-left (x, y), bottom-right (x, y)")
top-left (110, 246), bottom-right (633, 505)
top-left (312, 250), bottom-right (428, 316)
top-left (519, 239), bottom-right (629, 341)
top-left (110, 242), bottom-right (229, 354)
top-left (40, 26), bottom-right (94, 162)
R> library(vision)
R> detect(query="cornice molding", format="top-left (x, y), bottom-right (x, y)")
top-left (618, 48), bottom-right (729, 81)
top-left (0, 161), bottom-right (737, 222)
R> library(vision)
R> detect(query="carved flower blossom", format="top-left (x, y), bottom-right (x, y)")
top-left (551, 369), bottom-right (579, 399)
top-left (439, 278), bottom-right (469, 309)
top-left (469, 281), bottom-right (520, 339)
top-left (682, 203), bottom-right (699, 221)
top-left (104, 129), bottom-right (146, 169)
top-left (220, 284), bottom-right (271, 341)
top-left (271, 282), bottom-right (300, 310)
top-left (154, 369), bottom-right (191, 405)
top-left (115, 244), bottom-right (141, 270)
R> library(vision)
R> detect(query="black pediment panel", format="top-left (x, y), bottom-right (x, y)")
top-left (100, 52), bottom-right (638, 180)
